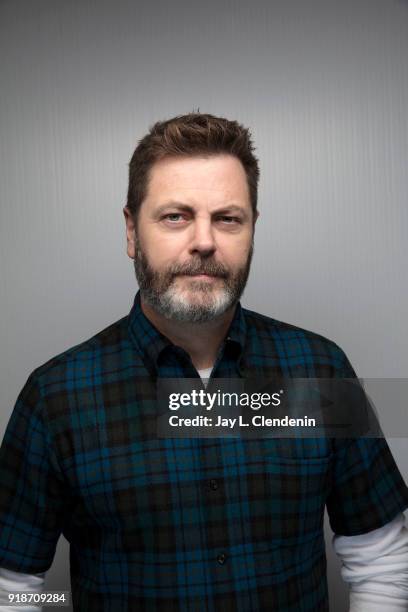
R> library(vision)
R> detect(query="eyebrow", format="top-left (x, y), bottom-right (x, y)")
top-left (153, 202), bottom-right (250, 219)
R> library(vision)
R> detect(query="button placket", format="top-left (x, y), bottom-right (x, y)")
top-left (209, 478), bottom-right (218, 490)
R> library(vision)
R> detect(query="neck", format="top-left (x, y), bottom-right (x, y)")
top-left (140, 298), bottom-right (237, 370)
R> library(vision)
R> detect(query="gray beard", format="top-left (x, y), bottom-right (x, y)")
top-left (133, 241), bottom-right (253, 323)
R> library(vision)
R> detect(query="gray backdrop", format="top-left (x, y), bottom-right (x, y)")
top-left (1, 0), bottom-right (407, 610)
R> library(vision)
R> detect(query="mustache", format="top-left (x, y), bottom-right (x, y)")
top-left (170, 260), bottom-right (229, 278)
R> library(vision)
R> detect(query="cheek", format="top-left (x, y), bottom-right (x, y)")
top-left (221, 238), bottom-right (252, 265)
top-left (140, 229), bottom-right (184, 265)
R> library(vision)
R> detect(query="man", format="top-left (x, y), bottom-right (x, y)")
top-left (0, 113), bottom-right (407, 611)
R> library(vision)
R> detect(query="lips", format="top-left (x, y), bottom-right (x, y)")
top-left (179, 273), bottom-right (218, 277)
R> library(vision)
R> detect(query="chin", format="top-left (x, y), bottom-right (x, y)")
top-left (173, 285), bottom-right (221, 302)
top-left (170, 287), bottom-right (231, 310)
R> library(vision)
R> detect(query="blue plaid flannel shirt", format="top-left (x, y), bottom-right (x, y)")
top-left (1, 290), bottom-right (407, 611)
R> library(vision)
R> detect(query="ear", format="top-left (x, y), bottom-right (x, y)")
top-left (123, 206), bottom-right (137, 259)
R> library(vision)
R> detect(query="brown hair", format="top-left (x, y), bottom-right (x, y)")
top-left (126, 112), bottom-right (260, 220)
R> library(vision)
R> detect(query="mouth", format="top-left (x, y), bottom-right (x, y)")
top-left (180, 273), bottom-right (218, 280)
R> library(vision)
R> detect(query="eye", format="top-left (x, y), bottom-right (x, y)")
top-left (162, 213), bottom-right (186, 223)
top-left (217, 216), bottom-right (241, 224)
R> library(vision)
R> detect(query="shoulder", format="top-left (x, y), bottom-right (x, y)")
top-left (29, 314), bottom-right (134, 393)
top-left (8, 314), bottom-right (141, 441)
top-left (242, 305), bottom-right (343, 349)
top-left (241, 305), bottom-right (352, 374)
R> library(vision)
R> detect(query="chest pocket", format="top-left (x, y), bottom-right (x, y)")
top-left (242, 438), bottom-right (333, 547)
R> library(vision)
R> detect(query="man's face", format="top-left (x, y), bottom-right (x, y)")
top-left (124, 154), bottom-right (258, 323)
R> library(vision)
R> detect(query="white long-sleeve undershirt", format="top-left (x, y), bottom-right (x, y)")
top-left (0, 567), bottom-right (45, 612)
top-left (333, 511), bottom-right (408, 611)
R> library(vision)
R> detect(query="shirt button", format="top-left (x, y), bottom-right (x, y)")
top-left (209, 479), bottom-right (218, 490)
top-left (217, 553), bottom-right (227, 565)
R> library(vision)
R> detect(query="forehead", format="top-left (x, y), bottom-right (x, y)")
top-left (144, 154), bottom-right (250, 206)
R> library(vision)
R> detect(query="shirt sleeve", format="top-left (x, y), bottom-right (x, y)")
top-left (326, 352), bottom-right (408, 536)
top-left (0, 373), bottom-right (69, 574)
top-left (333, 513), bottom-right (408, 611)
top-left (0, 567), bottom-right (45, 612)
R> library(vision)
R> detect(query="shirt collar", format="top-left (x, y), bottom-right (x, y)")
top-left (127, 290), bottom-right (247, 374)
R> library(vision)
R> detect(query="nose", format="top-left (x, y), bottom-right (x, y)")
top-left (188, 217), bottom-right (216, 256)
